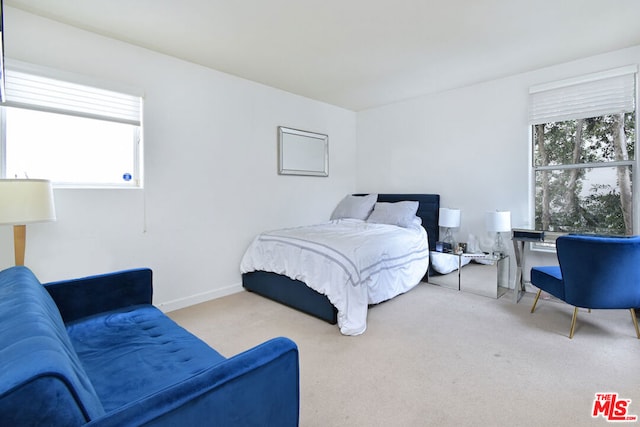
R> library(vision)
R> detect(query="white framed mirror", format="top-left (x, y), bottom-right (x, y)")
top-left (278, 126), bottom-right (328, 176)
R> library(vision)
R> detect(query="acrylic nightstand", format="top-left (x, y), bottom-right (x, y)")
top-left (429, 252), bottom-right (509, 299)
top-left (459, 254), bottom-right (509, 299)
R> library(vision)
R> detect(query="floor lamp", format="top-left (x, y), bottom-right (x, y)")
top-left (0, 179), bottom-right (56, 266)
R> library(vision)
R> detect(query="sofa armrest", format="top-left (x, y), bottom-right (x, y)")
top-left (87, 336), bottom-right (300, 427)
top-left (44, 268), bottom-right (153, 323)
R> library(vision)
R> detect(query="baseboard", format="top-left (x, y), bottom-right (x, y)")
top-left (156, 280), bottom-right (536, 313)
top-left (157, 282), bottom-right (244, 313)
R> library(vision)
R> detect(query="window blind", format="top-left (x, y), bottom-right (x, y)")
top-left (529, 66), bottom-right (637, 125)
top-left (4, 69), bottom-right (141, 126)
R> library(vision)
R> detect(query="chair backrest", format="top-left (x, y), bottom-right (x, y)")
top-left (556, 234), bottom-right (640, 309)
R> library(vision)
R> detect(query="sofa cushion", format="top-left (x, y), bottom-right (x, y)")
top-left (66, 305), bottom-right (227, 413)
top-left (0, 266), bottom-right (105, 425)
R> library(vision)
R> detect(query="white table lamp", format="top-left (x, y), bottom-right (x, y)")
top-left (439, 208), bottom-right (461, 246)
top-left (486, 210), bottom-right (511, 256)
top-left (0, 179), bottom-right (56, 266)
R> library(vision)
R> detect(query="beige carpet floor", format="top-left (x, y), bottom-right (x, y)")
top-left (168, 283), bottom-right (640, 427)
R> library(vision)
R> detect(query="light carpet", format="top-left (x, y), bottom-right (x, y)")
top-left (168, 283), bottom-right (640, 427)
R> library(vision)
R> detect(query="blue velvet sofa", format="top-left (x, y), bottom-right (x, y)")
top-left (0, 266), bottom-right (299, 426)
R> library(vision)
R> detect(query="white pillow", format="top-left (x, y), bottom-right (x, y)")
top-left (330, 194), bottom-right (378, 220)
top-left (367, 201), bottom-right (419, 228)
top-left (430, 252), bottom-right (472, 274)
top-left (408, 216), bottom-right (423, 230)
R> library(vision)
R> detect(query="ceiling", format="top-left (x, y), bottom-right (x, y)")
top-left (6, 0), bottom-right (640, 111)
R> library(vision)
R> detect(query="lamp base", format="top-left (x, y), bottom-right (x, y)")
top-left (492, 232), bottom-right (506, 257)
top-left (13, 225), bottom-right (26, 266)
top-left (442, 227), bottom-right (455, 245)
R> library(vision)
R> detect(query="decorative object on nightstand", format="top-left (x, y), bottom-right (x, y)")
top-left (0, 179), bottom-right (56, 266)
top-left (438, 208), bottom-right (460, 250)
top-left (486, 210), bottom-right (511, 256)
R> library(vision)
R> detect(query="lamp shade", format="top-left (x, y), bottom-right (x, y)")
top-left (485, 211), bottom-right (511, 233)
top-left (0, 179), bottom-right (56, 225)
top-left (438, 208), bottom-right (461, 228)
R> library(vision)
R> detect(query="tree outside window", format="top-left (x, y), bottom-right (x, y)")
top-left (533, 112), bottom-right (635, 235)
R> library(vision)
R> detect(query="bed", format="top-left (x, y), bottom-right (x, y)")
top-left (241, 194), bottom-right (440, 335)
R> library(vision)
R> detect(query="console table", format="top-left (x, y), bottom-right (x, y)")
top-left (511, 229), bottom-right (564, 303)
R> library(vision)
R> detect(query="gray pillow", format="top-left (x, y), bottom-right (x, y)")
top-left (330, 194), bottom-right (378, 220)
top-left (367, 201), bottom-right (419, 228)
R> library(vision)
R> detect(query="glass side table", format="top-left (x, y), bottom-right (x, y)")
top-left (429, 251), bottom-right (509, 299)
top-left (459, 254), bottom-right (509, 299)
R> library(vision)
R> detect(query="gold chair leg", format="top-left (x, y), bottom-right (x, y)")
top-left (531, 290), bottom-right (542, 313)
top-left (569, 307), bottom-right (579, 339)
top-left (631, 309), bottom-right (640, 339)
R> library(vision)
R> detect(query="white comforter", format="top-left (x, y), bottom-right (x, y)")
top-left (240, 218), bottom-right (429, 335)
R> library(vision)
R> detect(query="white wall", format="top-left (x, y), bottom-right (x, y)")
top-left (0, 7), bottom-right (357, 310)
top-left (4, 7), bottom-right (638, 305)
top-left (357, 45), bottom-right (640, 282)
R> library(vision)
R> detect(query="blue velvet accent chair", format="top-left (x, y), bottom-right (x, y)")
top-left (530, 234), bottom-right (640, 339)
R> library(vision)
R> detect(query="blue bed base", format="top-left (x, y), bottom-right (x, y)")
top-left (242, 194), bottom-right (440, 324)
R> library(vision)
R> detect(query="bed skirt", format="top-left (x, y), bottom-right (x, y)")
top-left (242, 271), bottom-right (338, 324)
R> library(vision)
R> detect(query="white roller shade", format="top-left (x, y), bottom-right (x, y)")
top-left (4, 69), bottom-right (141, 126)
top-left (529, 66), bottom-right (637, 125)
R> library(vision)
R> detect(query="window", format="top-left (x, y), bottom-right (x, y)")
top-left (529, 67), bottom-right (637, 236)
top-left (1, 62), bottom-right (143, 188)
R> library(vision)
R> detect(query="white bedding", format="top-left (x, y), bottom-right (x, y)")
top-left (240, 218), bottom-right (429, 335)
